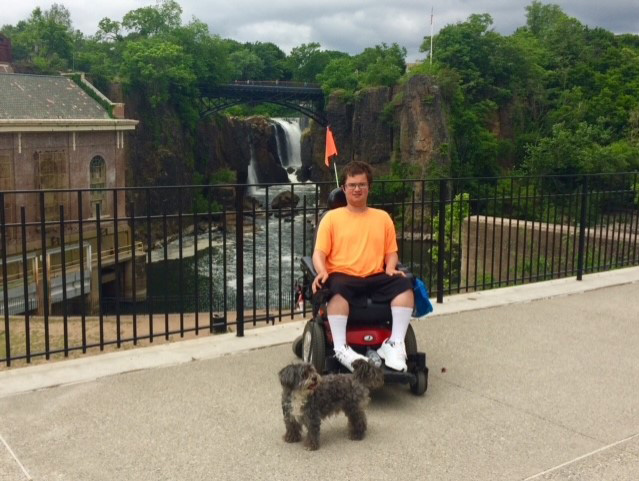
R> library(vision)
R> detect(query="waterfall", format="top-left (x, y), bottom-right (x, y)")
top-left (247, 144), bottom-right (258, 197)
top-left (272, 118), bottom-right (302, 182)
top-left (149, 116), bottom-right (317, 311)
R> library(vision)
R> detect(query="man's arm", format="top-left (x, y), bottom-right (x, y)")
top-left (312, 250), bottom-right (329, 293)
top-left (383, 212), bottom-right (404, 276)
top-left (384, 251), bottom-right (405, 277)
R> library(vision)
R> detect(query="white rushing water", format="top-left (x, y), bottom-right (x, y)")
top-left (149, 117), bottom-right (317, 311)
top-left (272, 118), bottom-right (302, 175)
top-left (247, 144), bottom-right (259, 197)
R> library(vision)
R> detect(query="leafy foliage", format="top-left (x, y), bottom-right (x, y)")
top-left (2, 0), bottom-right (638, 188)
top-left (414, 1), bottom-right (639, 184)
top-left (431, 193), bottom-right (471, 288)
top-left (317, 43), bottom-right (407, 96)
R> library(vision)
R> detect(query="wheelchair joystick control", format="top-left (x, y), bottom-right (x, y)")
top-left (366, 349), bottom-right (383, 368)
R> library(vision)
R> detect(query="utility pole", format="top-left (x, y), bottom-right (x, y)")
top-left (429, 7), bottom-right (434, 66)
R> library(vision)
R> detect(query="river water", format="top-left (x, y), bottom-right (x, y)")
top-left (144, 118), bottom-right (318, 315)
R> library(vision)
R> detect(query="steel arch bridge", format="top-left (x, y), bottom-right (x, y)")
top-left (199, 81), bottom-right (327, 126)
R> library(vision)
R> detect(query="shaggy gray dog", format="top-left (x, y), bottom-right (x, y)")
top-left (278, 360), bottom-right (384, 450)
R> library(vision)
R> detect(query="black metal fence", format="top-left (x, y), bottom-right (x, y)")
top-left (1, 172), bottom-right (638, 366)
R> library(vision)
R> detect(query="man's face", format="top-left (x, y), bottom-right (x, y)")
top-left (343, 173), bottom-right (370, 208)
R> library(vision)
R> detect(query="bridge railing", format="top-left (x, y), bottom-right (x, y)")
top-left (230, 80), bottom-right (322, 89)
top-left (1, 172), bottom-right (639, 366)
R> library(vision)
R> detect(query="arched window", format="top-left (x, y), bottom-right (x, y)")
top-left (89, 155), bottom-right (107, 217)
top-left (36, 150), bottom-right (67, 220)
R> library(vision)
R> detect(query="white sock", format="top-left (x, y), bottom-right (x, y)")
top-left (390, 307), bottom-right (413, 343)
top-left (327, 315), bottom-right (348, 349)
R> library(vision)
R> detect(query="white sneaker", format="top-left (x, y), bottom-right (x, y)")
top-left (334, 345), bottom-right (369, 372)
top-left (377, 339), bottom-right (407, 372)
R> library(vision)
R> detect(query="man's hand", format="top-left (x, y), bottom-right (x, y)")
top-left (384, 251), bottom-right (404, 277)
top-left (312, 271), bottom-right (329, 293)
top-left (385, 266), bottom-right (406, 277)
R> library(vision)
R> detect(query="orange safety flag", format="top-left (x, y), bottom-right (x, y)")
top-left (325, 126), bottom-right (338, 167)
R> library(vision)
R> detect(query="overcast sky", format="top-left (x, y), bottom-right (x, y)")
top-left (2, 1), bottom-right (639, 61)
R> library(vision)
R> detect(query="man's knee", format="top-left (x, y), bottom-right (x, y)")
top-left (391, 288), bottom-right (414, 308)
top-left (327, 293), bottom-right (349, 315)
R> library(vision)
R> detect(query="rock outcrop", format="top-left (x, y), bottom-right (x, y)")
top-left (197, 116), bottom-right (288, 184)
top-left (124, 74), bottom-right (449, 195)
top-left (397, 75), bottom-right (450, 175)
top-left (302, 75), bottom-right (450, 183)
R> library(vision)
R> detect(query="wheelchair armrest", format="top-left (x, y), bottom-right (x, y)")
top-left (395, 262), bottom-right (414, 283)
top-left (301, 255), bottom-right (317, 278)
top-left (301, 256), bottom-right (317, 302)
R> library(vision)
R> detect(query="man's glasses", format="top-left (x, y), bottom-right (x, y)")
top-left (344, 183), bottom-right (369, 190)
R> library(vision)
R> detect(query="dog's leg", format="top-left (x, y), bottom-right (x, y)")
top-left (282, 395), bottom-right (302, 443)
top-left (303, 414), bottom-right (321, 451)
top-left (284, 418), bottom-right (302, 443)
top-left (345, 405), bottom-right (367, 441)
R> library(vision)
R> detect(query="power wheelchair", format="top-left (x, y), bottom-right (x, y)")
top-left (292, 188), bottom-right (429, 395)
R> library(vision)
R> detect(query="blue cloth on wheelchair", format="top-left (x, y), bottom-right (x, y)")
top-left (413, 278), bottom-right (433, 317)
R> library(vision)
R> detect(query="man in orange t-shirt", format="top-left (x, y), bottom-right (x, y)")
top-left (312, 161), bottom-right (414, 372)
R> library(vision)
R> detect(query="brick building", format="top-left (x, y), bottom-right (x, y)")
top-left (0, 46), bottom-right (139, 314)
top-left (0, 72), bottom-right (137, 237)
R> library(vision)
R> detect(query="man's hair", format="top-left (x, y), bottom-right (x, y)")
top-left (340, 161), bottom-right (373, 186)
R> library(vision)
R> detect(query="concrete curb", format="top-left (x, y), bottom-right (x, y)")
top-left (1, 266), bottom-right (638, 399)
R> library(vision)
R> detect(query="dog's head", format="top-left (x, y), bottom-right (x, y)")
top-left (278, 363), bottom-right (321, 393)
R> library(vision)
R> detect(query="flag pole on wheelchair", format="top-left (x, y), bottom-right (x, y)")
top-left (325, 126), bottom-right (339, 187)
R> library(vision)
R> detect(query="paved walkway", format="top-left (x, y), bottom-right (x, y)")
top-left (1, 267), bottom-right (638, 481)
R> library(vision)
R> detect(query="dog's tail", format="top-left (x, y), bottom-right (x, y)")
top-left (351, 359), bottom-right (384, 390)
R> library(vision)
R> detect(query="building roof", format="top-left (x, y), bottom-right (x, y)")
top-left (0, 73), bottom-right (111, 120)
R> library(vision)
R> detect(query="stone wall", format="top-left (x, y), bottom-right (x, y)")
top-left (460, 215), bottom-right (639, 289)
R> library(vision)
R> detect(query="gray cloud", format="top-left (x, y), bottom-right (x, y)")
top-left (3, 0), bottom-right (638, 62)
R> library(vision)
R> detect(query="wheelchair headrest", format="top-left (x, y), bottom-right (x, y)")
top-left (327, 187), bottom-right (347, 210)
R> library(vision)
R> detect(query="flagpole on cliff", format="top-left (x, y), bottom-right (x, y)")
top-left (430, 7), bottom-right (434, 66)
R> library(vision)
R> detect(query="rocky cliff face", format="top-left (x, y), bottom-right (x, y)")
top-left (125, 74), bottom-right (449, 191)
top-left (397, 75), bottom-right (450, 175)
top-left (196, 116), bottom-right (288, 184)
top-left (125, 99), bottom-right (288, 189)
top-left (302, 74), bottom-right (450, 183)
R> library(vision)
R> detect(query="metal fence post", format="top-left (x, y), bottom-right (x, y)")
top-left (235, 182), bottom-right (245, 337)
top-left (1, 193), bottom-right (11, 366)
top-left (437, 179), bottom-right (447, 303)
top-left (576, 176), bottom-right (589, 281)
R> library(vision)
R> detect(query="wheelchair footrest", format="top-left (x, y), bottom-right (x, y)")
top-left (382, 369), bottom-right (415, 385)
top-left (325, 352), bottom-right (427, 386)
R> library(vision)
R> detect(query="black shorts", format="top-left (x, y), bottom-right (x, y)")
top-left (326, 272), bottom-right (413, 308)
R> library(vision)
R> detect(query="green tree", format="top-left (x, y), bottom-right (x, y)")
top-left (120, 38), bottom-right (195, 107)
top-left (522, 122), bottom-right (639, 176)
top-left (357, 43), bottom-right (406, 88)
top-left (317, 57), bottom-right (358, 92)
top-left (121, 0), bottom-right (182, 36)
top-left (246, 42), bottom-right (288, 79)
top-left (2, 4), bottom-right (80, 72)
top-left (171, 20), bottom-right (234, 86)
top-left (229, 48), bottom-right (265, 80)
top-left (95, 17), bottom-right (123, 42)
top-left (287, 43), bottom-right (347, 83)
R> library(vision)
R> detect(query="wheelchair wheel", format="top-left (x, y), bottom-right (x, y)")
top-left (302, 321), bottom-right (326, 372)
top-left (405, 324), bottom-right (418, 356)
top-left (292, 335), bottom-right (303, 359)
top-left (405, 324), bottom-right (427, 395)
top-left (410, 369), bottom-right (428, 396)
